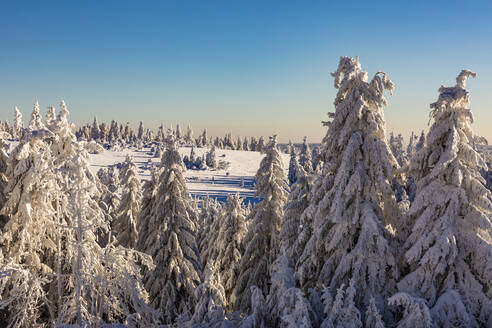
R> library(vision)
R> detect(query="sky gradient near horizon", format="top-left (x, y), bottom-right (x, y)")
top-left (0, 0), bottom-right (491, 143)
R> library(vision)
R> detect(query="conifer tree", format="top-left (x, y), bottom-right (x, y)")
top-left (395, 70), bottom-right (492, 327)
top-left (0, 107), bottom-right (155, 327)
top-left (113, 156), bottom-right (142, 248)
top-left (234, 135), bottom-right (289, 311)
top-left (389, 132), bottom-right (406, 167)
top-left (280, 163), bottom-right (312, 264)
top-left (257, 136), bottom-right (266, 153)
top-left (198, 196), bottom-right (222, 269)
top-left (287, 147), bottom-right (298, 186)
top-left (185, 124), bottom-right (193, 145)
top-left (28, 101), bottom-right (45, 131)
top-left (206, 145), bottom-right (218, 169)
top-left (266, 256), bottom-right (315, 328)
top-left (242, 137), bottom-right (249, 151)
top-left (45, 106), bottom-right (57, 132)
top-left (415, 130), bottom-right (425, 152)
top-left (299, 136), bottom-right (313, 173)
top-left (295, 57), bottom-right (399, 315)
top-left (13, 106), bottom-right (23, 139)
top-left (137, 121), bottom-right (144, 140)
top-left (91, 117), bottom-right (100, 140)
top-left (137, 136), bottom-right (201, 324)
top-left (214, 193), bottom-right (247, 309)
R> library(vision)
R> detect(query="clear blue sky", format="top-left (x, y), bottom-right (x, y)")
top-left (1, 0), bottom-right (491, 143)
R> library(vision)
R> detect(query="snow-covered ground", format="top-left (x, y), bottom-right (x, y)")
top-left (89, 146), bottom-right (290, 205)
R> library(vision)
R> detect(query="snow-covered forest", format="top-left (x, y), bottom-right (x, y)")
top-left (0, 57), bottom-right (490, 327)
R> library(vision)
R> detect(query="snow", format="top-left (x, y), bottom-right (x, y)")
top-left (89, 146), bottom-right (290, 205)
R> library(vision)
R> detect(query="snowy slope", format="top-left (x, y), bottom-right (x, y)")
top-left (89, 146), bottom-right (290, 205)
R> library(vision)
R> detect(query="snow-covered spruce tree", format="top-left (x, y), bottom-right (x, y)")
top-left (198, 196), bottom-right (222, 269)
top-left (0, 139), bottom-right (8, 211)
top-left (280, 163), bottom-right (313, 264)
top-left (266, 255), bottom-right (315, 327)
top-left (52, 102), bottom-right (155, 325)
top-left (395, 70), bottom-right (492, 327)
top-left (239, 286), bottom-right (267, 328)
top-left (405, 131), bottom-right (417, 161)
top-left (389, 132), bottom-right (406, 167)
top-left (387, 293), bottom-right (432, 328)
top-left (45, 106), bottom-right (57, 132)
top-left (28, 101), bottom-right (45, 131)
top-left (212, 193), bottom-right (247, 309)
top-left (243, 137), bottom-right (249, 151)
top-left (185, 124), bottom-right (193, 145)
top-left (206, 145), bottom-right (218, 169)
top-left (113, 156), bottom-right (142, 248)
top-left (319, 279), bottom-right (362, 328)
top-left (287, 146), bottom-right (298, 186)
top-left (137, 121), bottom-right (144, 140)
top-left (415, 130), bottom-right (425, 152)
top-left (294, 57), bottom-right (400, 314)
top-left (137, 136), bottom-right (201, 324)
top-left (0, 132), bottom-right (58, 327)
top-left (299, 136), bottom-right (313, 173)
top-left (234, 135), bottom-right (289, 311)
top-left (257, 136), bottom-right (266, 153)
top-left (91, 116), bottom-right (100, 140)
top-left (187, 264), bottom-right (229, 327)
top-left (13, 107), bottom-right (23, 139)
top-left (55, 161), bottom-right (156, 327)
top-left (137, 167), bottom-right (160, 241)
top-left (311, 146), bottom-right (322, 172)
top-left (0, 117), bottom-right (155, 326)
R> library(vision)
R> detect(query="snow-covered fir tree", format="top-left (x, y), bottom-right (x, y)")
top-left (0, 138), bottom-right (8, 210)
top-left (45, 106), bottom-right (57, 132)
top-left (257, 136), bottom-right (266, 153)
top-left (136, 136), bottom-right (201, 324)
top-left (234, 135), bottom-right (289, 311)
top-left (280, 163), bottom-right (313, 264)
top-left (206, 145), bottom-right (218, 169)
top-left (0, 106), bottom-right (156, 327)
top-left (113, 156), bottom-right (142, 248)
top-left (91, 116), bottom-right (100, 140)
top-left (243, 137), bottom-right (249, 151)
top-left (389, 132), bottom-right (406, 167)
top-left (188, 264), bottom-right (229, 327)
top-left (28, 101), bottom-right (45, 131)
top-left (299, 136), bottom-right (313, 173)
top-left (295, 57), bottom-right (400, 318)
top-left (287, 146), bottom-right (298, 186)
top-left (319, 279), bottom-right (362, 328)
top-left (266, 255), bottom-right (316, 327)
top-left (185, 124), bottom-right (193, 145)
top-left (405, 131), bottom-right (417, 161)
top-left (137, 121), bottom-right (144, 140)
top-left (395, 70), bottom-right (492, 327)
top-left (198, 196), bottom-right (223, 270)
top-left (212, 193), bottom-right (247, 310)
top-left (415, 130), bottom-right (425, 152)
top-left (13, 106), bottom-right (23, 139)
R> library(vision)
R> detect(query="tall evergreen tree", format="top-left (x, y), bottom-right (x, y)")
top-left (13, 106), bottom-right (23, 139)
top-left (113, 156), bottom-right (142, 248)
top-left (299, 136), bottom-right (313, 173)
top-left (287, 147), bottom-right (298, 186)
top-left (234, 135), bottom-right (289, 311)
top-left (214, 193), bottom-right (247, 309)
top-left (136, 136), bottom-right (201, 324)
top-left (395, 70), bottom-right (492, 327)
top-left (28, 101), bottom-right (45, 131)
top-left (295, 57), bottom-right (400, 316)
